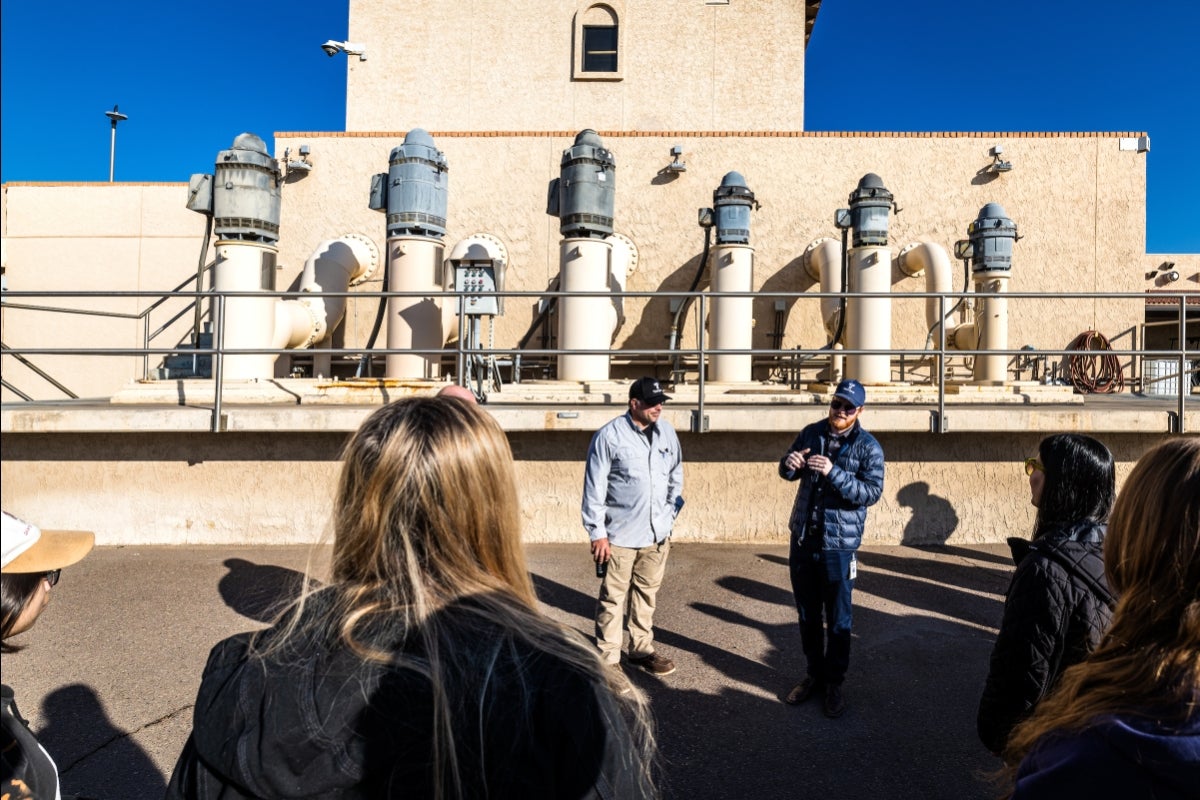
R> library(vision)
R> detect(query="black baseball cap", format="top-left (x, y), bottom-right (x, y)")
top-left (629, 377), bottom-right (671, 405)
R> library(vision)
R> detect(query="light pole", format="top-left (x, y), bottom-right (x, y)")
top-left (105, 105), bottom-right (128, 182)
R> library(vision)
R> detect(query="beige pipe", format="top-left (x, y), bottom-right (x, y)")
top-left (972, 273), bottom-right (1010, 384)
top-left (558, 237), bottom-right (615, 381)
top-left (212, 241), bottom-right (280, 380)
top-left (803, 237), bottom-right (844, 340)
top-left (709, 243), bottom-right (754, 382)
top-left (898, 241), bottom-right (958, 345)
top-left (386, 236), bottom-right (447, 379)
top-left (846, 245), bottom-right (891, 384)
top-left (296, 234), bottom-right (379, 345)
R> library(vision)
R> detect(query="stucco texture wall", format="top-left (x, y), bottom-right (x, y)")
top-left (0, 429), bottom-right (1157, 546)
top-left (345, 0), bottom-right (806, 132)
top-left (1, 183), bottom-right (206, 401)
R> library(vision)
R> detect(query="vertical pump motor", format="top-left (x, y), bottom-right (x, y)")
top-left (547, 129), bottom-right (616, 239)
top-left (369, 128), bottom-right (449, 240)
top-left (713, 171), bottom-right (755, 245)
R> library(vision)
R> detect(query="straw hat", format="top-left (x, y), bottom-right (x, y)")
top-left (1, 511), bottom-right (94, 573)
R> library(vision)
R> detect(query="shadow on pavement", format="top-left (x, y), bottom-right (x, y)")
top-left (38, 683), bottom-right (167, 800)
top-left (217, 557), bottom-right (310, 622)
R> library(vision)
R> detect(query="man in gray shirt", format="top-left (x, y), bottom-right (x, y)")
top-left (583, 377), bottom-right (683, 676)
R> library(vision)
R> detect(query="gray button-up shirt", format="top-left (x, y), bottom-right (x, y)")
top-left (582, 411), bottom-right (683, 548)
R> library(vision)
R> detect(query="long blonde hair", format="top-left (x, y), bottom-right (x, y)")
top-left (1004, 437), bottom-right (1200, 771)
top-left (275, 397), bottom-right (655, 798)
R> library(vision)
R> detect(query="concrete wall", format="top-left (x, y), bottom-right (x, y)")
top-left (345, 0), bottom-right (808, 132)
top-left (0, 428), bottom-right (1160, 546)
top-left (1, 183), bottom-right (208, 400)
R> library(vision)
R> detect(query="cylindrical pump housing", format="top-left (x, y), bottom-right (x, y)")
top-left (554, 130), bottom-right (615, 239)
top-left (968, 202), bottom-right (1018, 274)
top-left (212, 134), bottom-right (282, 244)
top-left (382, 129), bottom-right (448, 239)
top-left (713, 172), bottom-right (755, 245)
top-left (848, 173), bottom-right (893, 248)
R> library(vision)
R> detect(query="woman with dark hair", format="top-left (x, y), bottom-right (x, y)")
top-left (978, 434), bottom-right (1117, 757)
top-left (1004, 437), bottom-right (1200, 798)
top-left (168, 397), bottom-right (656, 799)
top-left (2, 512), bottom-right (95, 799)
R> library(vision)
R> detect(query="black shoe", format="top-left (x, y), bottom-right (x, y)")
top-left (628, 653), bottom-right (676, 676)
top-left (823, 684), bottom-right (846, 718)
top-left (785, 676), bottom-right (821, 705)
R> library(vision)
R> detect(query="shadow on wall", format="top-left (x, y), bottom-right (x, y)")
top-left (622, 248), bottom-right (708, 375)
top-left (897, 481), bottom-right (960, 545)
top-left (755, 251), bottom-right (817, 355)
top-left (38, 683), bottom-right (168, 800)
top-left (218, 557), bottom-right (312, 623)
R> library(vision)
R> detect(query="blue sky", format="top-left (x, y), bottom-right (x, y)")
top-left (2, 1), bottom-right (1197, 253)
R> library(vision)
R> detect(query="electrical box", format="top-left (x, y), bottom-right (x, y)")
top-left (454, 263), bottom-right (500, 316)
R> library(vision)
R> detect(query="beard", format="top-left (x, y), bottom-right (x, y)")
top-left (828, 414), bottom-right (856, 433)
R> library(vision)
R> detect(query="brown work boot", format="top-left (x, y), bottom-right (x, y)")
top-left (823, 684), bottom-right (846, 718)
top-left (629, 652), bottom-right (676, 676)
top-left (785, 676), bottom-right (821, 705)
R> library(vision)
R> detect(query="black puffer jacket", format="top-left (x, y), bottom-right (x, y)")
top-left (167, 590), bottom-right (653, 799)
top-left (977, 521), bottom-right (1116, 756)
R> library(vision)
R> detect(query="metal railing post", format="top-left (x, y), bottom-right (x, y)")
top-left (695, 293), bottom-right (708, 433)
top-left (1178, 294), bottom-right (1188, 434)
top-left (210, 294), bottom-right (225, 433)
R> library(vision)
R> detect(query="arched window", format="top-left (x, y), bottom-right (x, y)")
top-left (574, 3), bottom-right (623, 80)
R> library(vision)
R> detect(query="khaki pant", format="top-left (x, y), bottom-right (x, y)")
top-left (595, 539), bottom-right (671, 664)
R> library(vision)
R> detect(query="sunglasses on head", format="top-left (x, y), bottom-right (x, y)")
top-left (829, 399), bottom-right (859, 413)
top-left (1024, 457), bottom-right (1044, 477)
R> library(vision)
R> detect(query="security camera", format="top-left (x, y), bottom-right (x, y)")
top-left (321, 40), bottom-right (342, 57)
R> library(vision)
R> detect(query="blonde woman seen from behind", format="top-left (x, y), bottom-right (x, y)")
top-left (1004, 437), bottom-right (1200, 799)
top-left (167, 397), bottom-right (656, 799)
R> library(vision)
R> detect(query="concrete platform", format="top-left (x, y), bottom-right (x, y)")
top-left (3, 380), bottom-right (1195, 433)
top-left (4, 542), bottom-right (1015, 800)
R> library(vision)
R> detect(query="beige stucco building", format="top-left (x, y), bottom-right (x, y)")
top-left (2, 0), bottom-right (1196, 546)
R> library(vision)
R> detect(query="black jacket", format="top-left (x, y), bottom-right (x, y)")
top-left (167, 591), bottom-right (652, 799)
top-left (977, 521), bottom-right (1116, 756)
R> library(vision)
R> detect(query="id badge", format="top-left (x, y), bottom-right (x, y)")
top-left (848, 556), bottom-right (857, 581)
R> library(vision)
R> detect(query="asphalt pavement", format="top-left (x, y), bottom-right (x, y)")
top-left (4, 542), bottom-right (1015, 800)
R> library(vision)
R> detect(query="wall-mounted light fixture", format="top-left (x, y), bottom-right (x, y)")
top-left (321, 40), bottom-right (367, 61)
top-left (988, 145), bottom-right (1013, 174)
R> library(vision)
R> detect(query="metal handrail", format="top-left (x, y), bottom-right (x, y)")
top-left (2, 287), bottom-right (1195, 434)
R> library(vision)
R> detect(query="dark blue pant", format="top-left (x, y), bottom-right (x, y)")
top-left (789, 541), bottom-right (855, 687)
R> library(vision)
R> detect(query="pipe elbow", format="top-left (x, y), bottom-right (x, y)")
top-left (804, 237), bottom-right (843, 337)
top-left (298, 234), bottom-right (381, 342)
top-left (899, 241), bottom-right (955, 333)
